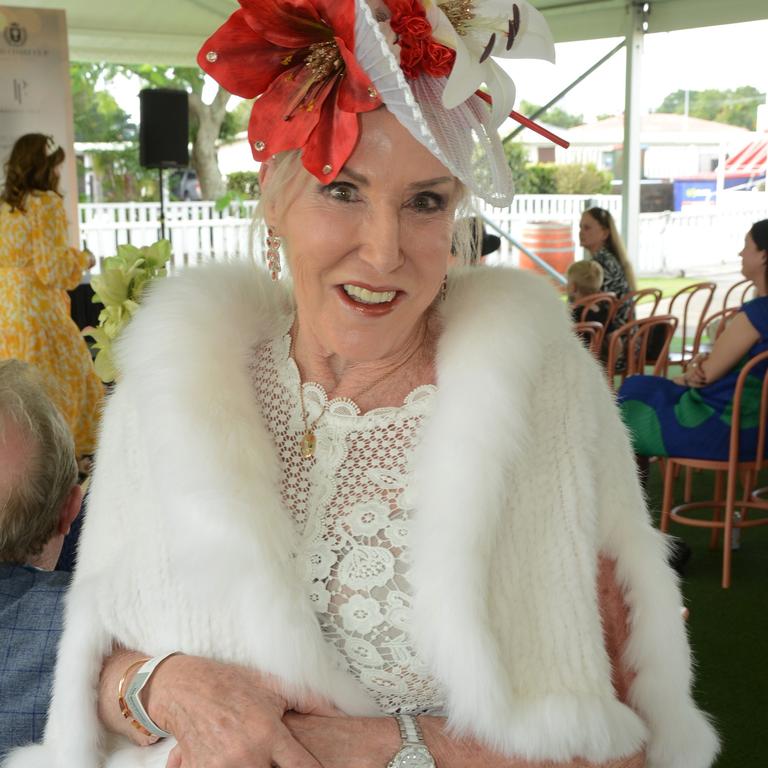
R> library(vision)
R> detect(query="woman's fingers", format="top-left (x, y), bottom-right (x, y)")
top-left (271, 727), bottom-right (324, 768)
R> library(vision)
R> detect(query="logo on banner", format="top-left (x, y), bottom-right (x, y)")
top-left (4, 22), bottom-right (28, 47)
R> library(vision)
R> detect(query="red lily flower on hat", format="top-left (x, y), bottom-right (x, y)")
top-left (198, 0), bottom-right (382, 182)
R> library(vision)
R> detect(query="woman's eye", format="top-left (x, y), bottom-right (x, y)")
top-left (323, 183), bottom-right (358, 202)
top-left (408, 192), bottom-right (445, 212)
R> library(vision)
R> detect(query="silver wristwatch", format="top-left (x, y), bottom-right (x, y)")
top-left (386, 714), bottom-right (436, 768)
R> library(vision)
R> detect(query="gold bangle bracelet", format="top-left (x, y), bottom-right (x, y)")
top-left (117, 658), bottom-right (154, 738)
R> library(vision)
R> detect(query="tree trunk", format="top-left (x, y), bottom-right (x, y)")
top-left (189, 87), bottom-right (230, 201)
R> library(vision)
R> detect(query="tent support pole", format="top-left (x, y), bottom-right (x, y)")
top-left (503, 40), bottom-right (625, 144)
top-left (621, 1), bottom-right (647, 276)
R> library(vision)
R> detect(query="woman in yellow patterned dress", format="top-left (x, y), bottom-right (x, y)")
top-left (0, 133), bottom-right (103, 456)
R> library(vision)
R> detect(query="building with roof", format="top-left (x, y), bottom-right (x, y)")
top-left (555, 112), bottom-right (752, 180)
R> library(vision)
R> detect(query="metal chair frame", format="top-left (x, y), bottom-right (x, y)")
top-left (570, 292), bottom-right (618, 324)
top-left (660, 349), bottom-right (768, 588)
top-left (721, 279), bottom-right (755, 312)
top-left (688, 306), bottom-right (740, 361)
top-left (605, 314), bottom-right (678, 390)
top-left (665, 282), bottom-right (717, 370)
top-left (573, 321), bottom-right (604, 359)
top-left (619, 287), bottom-right (663, 323)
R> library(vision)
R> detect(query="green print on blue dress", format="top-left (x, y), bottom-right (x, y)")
top-left (618, 296), bottom-right (768, 461)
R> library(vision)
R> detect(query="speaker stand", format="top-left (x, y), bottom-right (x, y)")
top-left (157, 167), bottom-right (166, 241)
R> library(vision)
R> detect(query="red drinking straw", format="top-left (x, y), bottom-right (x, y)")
top-left (474, 90), bottom-right (570, 149)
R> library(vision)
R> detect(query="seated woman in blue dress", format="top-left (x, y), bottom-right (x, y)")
top-left (619, 219), bottom-right (768, 461)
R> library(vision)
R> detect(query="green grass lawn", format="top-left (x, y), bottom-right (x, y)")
top-left (644, 462), bottom-right (768, 766)
top-left (636, 276), bottom-right (698, 298)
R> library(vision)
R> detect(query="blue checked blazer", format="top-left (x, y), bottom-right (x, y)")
top-left (0, 564), bottom-right (70, 757)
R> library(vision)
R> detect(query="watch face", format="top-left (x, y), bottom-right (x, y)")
top-left (391, 745), bottom-right (436, 768)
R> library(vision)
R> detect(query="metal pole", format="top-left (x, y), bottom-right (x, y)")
top-left (503, 40), bottom-right (625, 144)
top-left (158, 166), bottom-right (166, 241)
top-left (621, 2), bottom-right (646, 276)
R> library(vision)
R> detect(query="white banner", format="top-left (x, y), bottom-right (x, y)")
top-left (0, 5), bottom-right (78, 244)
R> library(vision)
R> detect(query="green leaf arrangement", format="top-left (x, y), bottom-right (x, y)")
top-left (84, 240), bottom-right (171, 382)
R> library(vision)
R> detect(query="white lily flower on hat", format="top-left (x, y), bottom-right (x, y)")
top-left (423, 0), bottom-right (556, 130)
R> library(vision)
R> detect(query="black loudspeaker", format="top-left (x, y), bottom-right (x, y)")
top-left (139, 89), bottom-right (189, 169)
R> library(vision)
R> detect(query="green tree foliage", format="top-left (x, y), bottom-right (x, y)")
top-left (89, 149), bottom-right (158, 203)
top-left (519, 100), bottom-right (583, 129)
top-left (70, 63), bottom-right (157, 202)
top-left (103, 64), bottom-right (232, 199)
top-left (654, 86), bottom-right (765, 130)
top-left (502, 141), bottom-right (611, 195)
top-left (503, 141), bottom-right (529, 191)
top-left (226, 171), bottom-right (260, 199)
top-left (70, 63), bottom-right (136, 142)
top-left (520, 164), bottom-right (557, 194)
top-left (221, 99), bottom-right (254, 140)
top-left (553, 163), bottom-right (612, 194)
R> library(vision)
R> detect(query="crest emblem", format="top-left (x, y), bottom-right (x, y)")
top-left (4, 22), bottom-right (28, 47)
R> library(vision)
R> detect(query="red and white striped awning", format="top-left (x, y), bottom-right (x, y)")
top-left (726, 137), bottom-right (768, 176)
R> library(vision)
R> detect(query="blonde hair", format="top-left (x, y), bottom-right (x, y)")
top-left (0, 360), bottom-right (77, 563)
top-left (566, 260), bottom-right (604, 296)
top-left (584, 207), bottom-right (637, 291)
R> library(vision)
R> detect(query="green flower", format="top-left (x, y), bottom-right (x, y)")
top-left (83, 239), bottom-right (171, 383)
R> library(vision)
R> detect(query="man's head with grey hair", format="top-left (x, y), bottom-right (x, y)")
top-left (0, 360), bottom-right (81, 566)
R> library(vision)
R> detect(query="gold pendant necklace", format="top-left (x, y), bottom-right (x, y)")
top-left (299, 429), bottom-right (317, 459)
top-left (289, 322), bottom-right (425, 460)
top-left (290, 328), bottom-right (325, 459)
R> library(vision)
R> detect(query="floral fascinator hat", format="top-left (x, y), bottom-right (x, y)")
top-left (199, 0), bottom-right (559, 207)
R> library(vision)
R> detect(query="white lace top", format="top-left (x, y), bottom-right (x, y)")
top-left (249, 327), bottom-right (445, 715)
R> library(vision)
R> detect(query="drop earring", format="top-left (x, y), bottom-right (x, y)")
top-left (266, 227), bottom-right (282, 281)
top-left (440, 275), bottom-right (448, 302)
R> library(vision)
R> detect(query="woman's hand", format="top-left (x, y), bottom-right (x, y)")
top-left (283, 713), bottom-right (646, 768)
top-left (684, 353), bottom-right (709, 387)
top-left (282, 712), bottom-right (400, 768)
top-left (674, 353), bottom-right (709, 387)
top-left (98, 650), bottom-right (339, 768)
top-left (147, 655), bottom-right (339, 768)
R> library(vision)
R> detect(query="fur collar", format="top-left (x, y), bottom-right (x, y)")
top-left (3, 263), bottom-right (717, 768)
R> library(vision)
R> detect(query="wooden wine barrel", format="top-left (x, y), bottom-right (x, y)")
top-left (518, 221), bottom-right (574, 277)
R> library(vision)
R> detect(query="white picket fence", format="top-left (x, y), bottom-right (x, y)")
top-left (80, 193), bottom-right (768, 276)
top-left (79, 201), bottom-right (261, 273)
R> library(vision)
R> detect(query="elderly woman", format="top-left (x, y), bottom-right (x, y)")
top-left (5, 3), bottom-right (717, 768)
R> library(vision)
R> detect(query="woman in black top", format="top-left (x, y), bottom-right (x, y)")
top-left (579, 207), bottom-right (637, 328)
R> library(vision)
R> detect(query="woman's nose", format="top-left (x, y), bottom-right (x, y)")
top-left (357, 209), bottom-right (404, 273)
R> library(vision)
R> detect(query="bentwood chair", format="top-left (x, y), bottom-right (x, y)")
top-left (665, 282), bottom-right (717, 371)
top-left (660, 349), bottom-right (768, 588)
top-left (620, 287), bottom-right (663, 322)
top-left (573, 321), bottom-right (604, 359)
top-left (570, 292), bottom-right (618, 325)
top-left (605, 315), bottom-right (677, 390)
top-left (721, 279), bottom-right (756, 312)
top-left (688, 306), bottom-right (740, 360)
top-left (675, 306), bottom-right (741, 503)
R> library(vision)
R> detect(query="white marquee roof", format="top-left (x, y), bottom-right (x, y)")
top-left (2, 0), bottom-right (767, 65)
